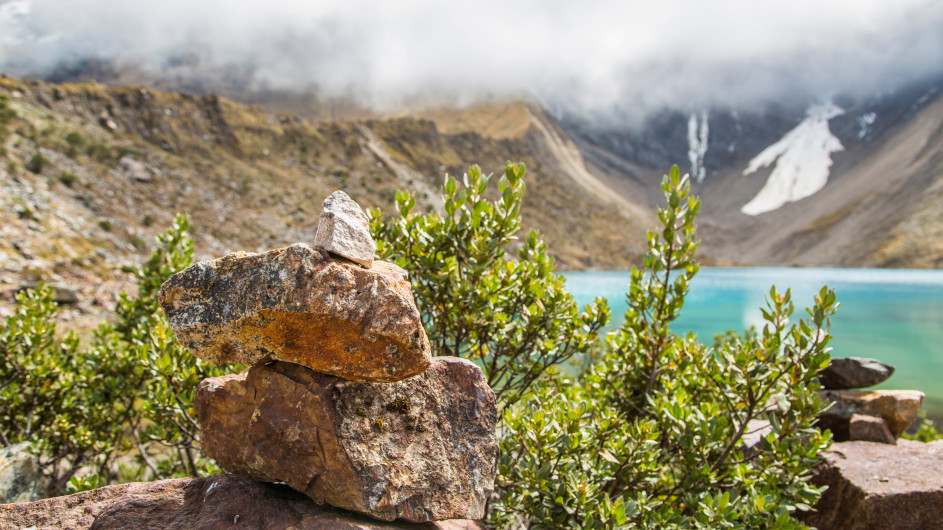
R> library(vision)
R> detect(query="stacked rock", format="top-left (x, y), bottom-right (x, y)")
top-left (817, 357), bottom-right (924, 444)
top-left (158, 191), bottom-right (498, 523)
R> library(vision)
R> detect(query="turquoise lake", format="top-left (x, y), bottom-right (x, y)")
top-left (564, 268), bottom-right (943, 418)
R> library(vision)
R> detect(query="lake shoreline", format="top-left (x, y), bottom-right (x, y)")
top-left (564, 267), bottom-right (943, 419)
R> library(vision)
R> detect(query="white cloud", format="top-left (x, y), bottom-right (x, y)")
top-left (2, 0), bottom-right (942, 112)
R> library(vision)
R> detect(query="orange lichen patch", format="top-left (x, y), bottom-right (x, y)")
top-left (231, 311), bottom-right (429, 383)
top-left (159, 244), bottom-right (430, 382)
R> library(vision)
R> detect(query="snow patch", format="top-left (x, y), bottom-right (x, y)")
top-left (741, 102), bottom-right (844, 216)
top-left (856, 112), bottom-right (876, 139)
top-left (687, 111), bottom-right (709, 183)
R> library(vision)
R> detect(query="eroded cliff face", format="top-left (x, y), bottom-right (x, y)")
top-left (0, 78), bottom-right (651, 322)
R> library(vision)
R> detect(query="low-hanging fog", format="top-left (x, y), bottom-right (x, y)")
top-left (2, 0), bottom-right (942, 118)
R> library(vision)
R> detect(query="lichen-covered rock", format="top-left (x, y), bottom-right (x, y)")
top-left (819, 357), bottom-right (895, 390)
top-left (194, 357), bottom-right (498, 522)
top-left (819, 389), bottom-right (924, 438)
top-left (158, 243), bottom-right (430, 382)
top-left (314, 190), bottom-right (376, 268)
top-left (798, 440), bottom-right (943, 530)
top-left (0, 474), bottom-right (487, 529)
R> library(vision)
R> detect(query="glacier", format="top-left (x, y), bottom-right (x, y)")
top-left (687, 111), bottom-right (709, 183)
top-left (741, 102), bottom-right (844, 216)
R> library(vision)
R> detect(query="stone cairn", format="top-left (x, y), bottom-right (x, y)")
top-left (158, 191), bottom-right (499, 523)
top-left (816, 356), bottom-right (924, 444)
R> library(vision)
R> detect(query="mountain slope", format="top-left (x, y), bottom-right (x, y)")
top-left (0, 78), bottom-right (652, 320)
top-left (561, 76), bottom-right (943, 268)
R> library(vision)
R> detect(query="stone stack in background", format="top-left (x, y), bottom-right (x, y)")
top-left (800, 359), bottom-right (941, 529)
top-left (817, 357), bottom-right (924, 444)
top-left (159, 191), bottom-right (499, 523)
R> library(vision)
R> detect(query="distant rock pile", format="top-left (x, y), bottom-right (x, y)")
top-left (817, 357), bottom-right (924, 444)
top-left (798, 357), bottom-right (941, 529)
top-left (160, 191), bottom-right (498, 523)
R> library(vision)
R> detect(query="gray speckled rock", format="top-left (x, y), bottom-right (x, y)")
top-left (314, 191), bottom-right (376, 268)
top-left (194, 357), bottom-right (498, 522)
top-left (0, 443), bottom-right (48, 504)
top-left (819, 357), bottom-right (895, 390)
top-left (158, 244), bottom-right (430, 382)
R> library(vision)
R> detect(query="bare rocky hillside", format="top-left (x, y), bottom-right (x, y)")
top-left (0, 78), bottom-right (651, 322)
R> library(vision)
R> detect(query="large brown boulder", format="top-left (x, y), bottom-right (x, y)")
top-left (158, 243), bottom-right (431, 382)
top-left (0, 474), bottom-right (487, 529)
top-left (798, 440), bottom-right (943, 530)
top-left (195, 357), bottom-right (498, 522)
top-left (819, 389), bottom-right (924, 438)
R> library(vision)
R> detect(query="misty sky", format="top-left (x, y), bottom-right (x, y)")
top-left (1, 0), bottom-right (942, 113)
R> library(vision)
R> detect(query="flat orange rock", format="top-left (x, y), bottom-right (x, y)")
top-left (158, 243), bottom-right (431, 382)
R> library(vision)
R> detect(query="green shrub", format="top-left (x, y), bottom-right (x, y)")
top-left (903, 412), bottom-right (943, 442)
top-left (0, 285), bottom-right (130, 492)
top-left (64, 132), bottom-right (86, 158)
top-left (65, 473), bottom-right (106, 494)
top-left (370, 162), bottom-right (609, 406)
top-left (58, 171), bottom-right (78, 187)
top-left (486, 167), bottom-right (836, 528)
top-left (65, 131), bottom-right (85, 148)
top-left (26, 152), bottom-right (48, 174)
top-left (374, 163), bottom-right (836, 528)
top-left (0, 215), bottom-right (234, 492)
top-left (101, 214), bottom-right (235, 478)
top-left (0, 93), bottom-right (15, 141)
top-left (86, 142), bottom-right (116, 164)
